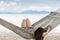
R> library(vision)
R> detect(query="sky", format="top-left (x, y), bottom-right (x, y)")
top-left (0, 0), bottom-right (60, 37)
top-left (0, 0), bottom-right (60, 12)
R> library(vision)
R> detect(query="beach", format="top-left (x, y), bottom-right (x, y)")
top-left (0, 14), bottom-right (48, 40)
top-left (0, 0), bottom-right (60, 40)
top-left (0, 27), bottom-right (60, 40)
top-left (45, 32), bottom-right (60, 40)
top-left (0, 14), bottom-right (60, 40)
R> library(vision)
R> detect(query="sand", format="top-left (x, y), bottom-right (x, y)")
top-left (0, 30), bottom-right (60, 40)
top-left (45, 32), bottom-right (60, 40)
top-left (0, 25), bottom-right (60, 40)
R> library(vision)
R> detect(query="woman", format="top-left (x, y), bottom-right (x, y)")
top-left (21, 18), bottom-right (51, 40)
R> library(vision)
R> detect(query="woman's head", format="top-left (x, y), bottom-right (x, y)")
top-left (34, 27), bottom-right (47, 40)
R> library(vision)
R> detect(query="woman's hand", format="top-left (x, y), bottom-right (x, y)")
top-left (43, 26), bottom-right (51, 37)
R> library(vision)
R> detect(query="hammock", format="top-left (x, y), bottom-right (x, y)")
top-left (0, 12), bottom-right (60, 39)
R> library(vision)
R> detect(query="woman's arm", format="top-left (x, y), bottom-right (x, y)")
top-left (43, 27), bottom-right (51, 37)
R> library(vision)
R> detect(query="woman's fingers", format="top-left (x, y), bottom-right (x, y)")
top-left (47, 27), bottom-right (51, 32)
